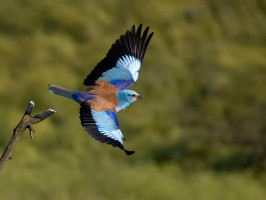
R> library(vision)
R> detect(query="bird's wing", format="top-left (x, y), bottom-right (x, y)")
top-left (83, 24), bottom-right (153, 91)
top-left (79, 102), bottom-right (135, 155)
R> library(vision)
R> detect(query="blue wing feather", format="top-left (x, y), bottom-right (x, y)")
top-left (98, 55), bottom-right (141, 90)
top-left (91, 110), bottom-right (124, 144)
top-left (83, 24), bottom-right (153, 90)
top-left (79, 102), bottom-right (124, 148)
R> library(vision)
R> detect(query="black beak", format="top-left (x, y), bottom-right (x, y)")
top-left (136, 94), bottom-right (144, 99)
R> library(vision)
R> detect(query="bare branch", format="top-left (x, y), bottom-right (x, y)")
top-left (0, 101), bottom-right (56, 172)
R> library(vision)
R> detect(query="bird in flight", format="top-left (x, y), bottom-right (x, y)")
top-left (48, 24), bottom-right (153, 155)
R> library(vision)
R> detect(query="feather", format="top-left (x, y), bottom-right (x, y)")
top-left (48, 85), bottom-right (73, 99)
top-left (83, 24), bottom-right (154, 90)
top-left (79, 102), bottom-right (134, 155)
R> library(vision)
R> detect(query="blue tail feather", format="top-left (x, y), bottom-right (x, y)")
top-left (48, 85), bottom-right (94, 103)
top-left (72, 91), bottom-right (95, 103)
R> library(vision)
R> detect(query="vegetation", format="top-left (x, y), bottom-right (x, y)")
top-left (0, 0), bottom-right (266, 199)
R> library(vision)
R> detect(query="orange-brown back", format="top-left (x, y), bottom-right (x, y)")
top-left (86, 79), bottom-right (119, 112)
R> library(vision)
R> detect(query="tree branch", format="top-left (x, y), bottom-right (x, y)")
top-left (0, 101), bottom-right (56, 172)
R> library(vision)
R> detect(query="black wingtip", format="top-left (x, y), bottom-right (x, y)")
top-left (124, 149), bottom-right (135, 156)
top-left (131, 25), bottom-right (135, 33)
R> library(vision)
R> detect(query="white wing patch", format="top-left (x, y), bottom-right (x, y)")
top-left (116, 55), bottom-right (141, 82)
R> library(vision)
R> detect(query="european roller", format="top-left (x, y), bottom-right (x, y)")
top-left (48, 24), bottom-right (153, 155)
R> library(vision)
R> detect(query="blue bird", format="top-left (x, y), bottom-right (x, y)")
top-left (48, 24), bottom-right (153, 155)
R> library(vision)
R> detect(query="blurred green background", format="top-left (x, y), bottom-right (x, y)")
top-left (0, 0), bottom-right (266, 199)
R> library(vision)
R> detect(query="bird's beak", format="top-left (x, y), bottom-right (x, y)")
top-left (136, 94), bottom-right (144, 99)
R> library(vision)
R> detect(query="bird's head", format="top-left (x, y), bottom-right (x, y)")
top-left (116, 90), bottom-right (143, 112)
top-left (124, 90), bottom-right (144, 101)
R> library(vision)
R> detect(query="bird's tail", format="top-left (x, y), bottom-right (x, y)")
top-left (48, 85), bottom-right (74, 99)
top-left (48, 84), bottom-right (95, 103)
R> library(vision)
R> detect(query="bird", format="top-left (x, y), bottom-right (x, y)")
top-left (48, 24), bottom-right (153, 155)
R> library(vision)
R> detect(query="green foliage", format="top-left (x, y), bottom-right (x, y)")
top-left (0, 0), bottom-right (266, 199)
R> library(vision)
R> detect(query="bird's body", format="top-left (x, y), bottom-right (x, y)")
top-left (48, 24), bottom-right (153, 155)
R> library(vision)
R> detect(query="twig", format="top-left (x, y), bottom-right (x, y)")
top-left (0, 101), bottom-right (56, 172)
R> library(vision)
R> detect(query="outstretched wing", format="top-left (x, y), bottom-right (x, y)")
top-left (79, 102), bottom-right (135, 155)
top-left (83, 24), bottom-right (153, 91)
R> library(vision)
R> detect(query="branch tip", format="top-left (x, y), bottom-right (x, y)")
top-left (29, 101), bottom-right (35, 107)
top-left (48, 109), bottom-right (56, 113)
top-left (25, 101), bottom-right (35, 115)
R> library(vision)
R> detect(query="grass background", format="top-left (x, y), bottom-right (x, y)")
top-left (0, 0), bottom-right (266, 199)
